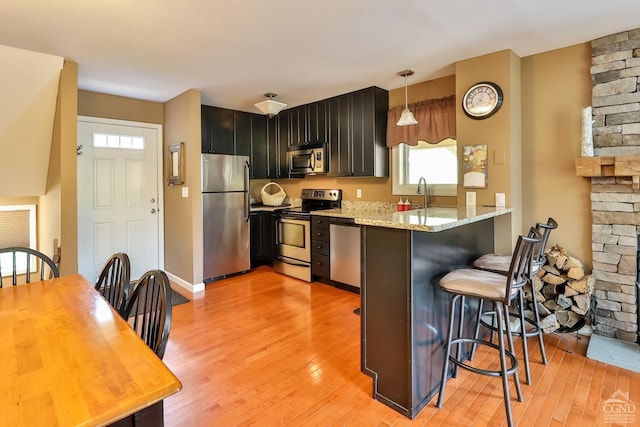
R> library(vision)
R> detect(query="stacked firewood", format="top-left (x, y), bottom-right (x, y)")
top-left (523, 245), bottom-right (594, 333)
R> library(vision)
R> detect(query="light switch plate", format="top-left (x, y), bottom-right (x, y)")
top-left (496, 192), bottom-right (506, 207)
top-left (356, 188), bottom-right (362, 199)
top-left (494, 149), bottom-right (507, 165)
top-left (181, 186), bottom-right (189, 198)
top-left (466, 192), bottom-right (476, 206)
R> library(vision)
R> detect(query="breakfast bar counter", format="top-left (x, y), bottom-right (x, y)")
top-left (310, 205), bottom-right (512, 232)
top-left (315, 206), bottom-right (512, 418)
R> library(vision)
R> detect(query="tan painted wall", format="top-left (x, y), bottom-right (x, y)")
top-left (163, 89), bottom-right (203, 284)
top-left (78, 90), bottom-right (164, 124)
top-left (455, 50), bottom-right (522, 253)
top-left (37, 61), bottom-right (77, 273)
top-left (521, 43), bottom-right (592, 268)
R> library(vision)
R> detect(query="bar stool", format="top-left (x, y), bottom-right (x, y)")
top-left (472, 217), bottom-right (557, 385)
top-left (473, 217), bottom-right (557, 274)
top-left (436, 229), bottom-right (542, 427)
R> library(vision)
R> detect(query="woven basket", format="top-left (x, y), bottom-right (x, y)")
top-left (260, 182), bottom-right (286, 206)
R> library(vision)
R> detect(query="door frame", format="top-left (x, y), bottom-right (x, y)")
top-left (76, 115), bottom-right (165, 273)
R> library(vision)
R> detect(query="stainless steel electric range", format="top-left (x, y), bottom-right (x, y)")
top-left (273, 189), bottom-right (342, 281)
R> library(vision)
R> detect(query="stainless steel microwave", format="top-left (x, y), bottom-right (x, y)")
top-left (288, 146), bottom-right (326, 175)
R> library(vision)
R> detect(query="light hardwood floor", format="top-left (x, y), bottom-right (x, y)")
top-left (164, 266), bottom-right (640, 426)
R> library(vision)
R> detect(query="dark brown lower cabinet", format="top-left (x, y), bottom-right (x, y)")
top-left (361, 219), bottom-right (495, 419)
top-left (311, 215), bottom-right (330, 279)
top-left (250, 212), bottom-right (274, 267)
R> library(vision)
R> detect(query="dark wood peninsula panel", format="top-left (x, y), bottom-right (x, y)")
top-left (361, 219), bottom-right (495, 418)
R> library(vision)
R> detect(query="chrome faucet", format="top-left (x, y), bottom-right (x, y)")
top-left (417, 176), bottom-right (428, 209)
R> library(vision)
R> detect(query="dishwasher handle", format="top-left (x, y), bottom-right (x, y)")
top-left (329, 217), bottom-right (356, 226)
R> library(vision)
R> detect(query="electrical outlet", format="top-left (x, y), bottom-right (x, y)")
top-left (466, 192), bottom-right (476, 205)
top-left (356, 188), bottom-right (362, 199)
top-left (496, 192), bottom-right (506, 207)
top-left (182, 187), bottom-right (189, 198)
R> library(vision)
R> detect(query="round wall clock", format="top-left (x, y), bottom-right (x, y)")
top-left (462, 82), bottom-right (503, 119)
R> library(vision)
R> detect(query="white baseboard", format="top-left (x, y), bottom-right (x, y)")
top-left (166, 271), bottom-right (205, 294)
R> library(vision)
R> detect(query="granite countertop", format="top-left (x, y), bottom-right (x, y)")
top-left (310, 205), bottom-right (513, 232)
top-left (250, 199), bottom-right (300, 213)
top-left (250, 204), bottom-right (290, 213)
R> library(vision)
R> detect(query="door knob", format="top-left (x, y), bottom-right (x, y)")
top-left (150, 208), bottom-right (157, 214)
top-left (150, 198), bottom-right (156, 203)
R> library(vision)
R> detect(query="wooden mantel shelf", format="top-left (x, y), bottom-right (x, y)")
top-left (575, 155), bottom-right (640, 189)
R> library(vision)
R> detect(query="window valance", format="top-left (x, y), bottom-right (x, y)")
top-left (386, 95), bottom-right (456, 147)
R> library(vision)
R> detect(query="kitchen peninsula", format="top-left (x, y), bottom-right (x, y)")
top-left (313, 206), bottom-right (512, 418)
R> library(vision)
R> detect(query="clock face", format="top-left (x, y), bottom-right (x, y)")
top-left (462, 82), bottom-right (503, 119)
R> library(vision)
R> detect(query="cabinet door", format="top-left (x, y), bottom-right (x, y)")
top-left (250, 212), bottom-right (274, 266)
top-left (201, 105), bottom-right (212, 153)
top-left (289, 107), bottom-right (304, 147)
top-left (339, 95), bottom-right (352, 176)
top-left (327, 97), bottom-right (341, 176)
top-left (234, 111), bottom-right (251, 157)
top-left (306, 101), bottom-right (327, 145)
top-left (209, 107), bottom-right (235, 154)
top-left (350, 89), bottom-right (377, 176)
top-left (267, 117), bottom-right (286, 178)
top-left (250, 114), bottom-right (268, 179)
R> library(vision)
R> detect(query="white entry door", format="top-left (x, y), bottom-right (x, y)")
top-left (77, 117), bottom-right (164, 282)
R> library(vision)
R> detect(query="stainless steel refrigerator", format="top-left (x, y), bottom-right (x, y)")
top-left (202, 153), bottom-right (250, 282)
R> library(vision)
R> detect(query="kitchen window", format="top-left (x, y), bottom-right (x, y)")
top-left (391, 138), bottom-right (458, 196)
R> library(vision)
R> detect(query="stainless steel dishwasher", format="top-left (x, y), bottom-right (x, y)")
top-left (329, 217), bottom-right (361, 288)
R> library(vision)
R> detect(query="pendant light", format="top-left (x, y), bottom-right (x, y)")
top-left (396, 70), bottom-right (418, 126)
top-left (254, 93), bottom-right (287, 118)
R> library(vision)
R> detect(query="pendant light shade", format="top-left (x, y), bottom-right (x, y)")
top-left (254, 92), bottom-right (287, 117)
top-left (396, 70), bottom-right (418, 126)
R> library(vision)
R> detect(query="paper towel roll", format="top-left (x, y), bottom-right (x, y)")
top-left (581, 106), bottom-right (594, 157)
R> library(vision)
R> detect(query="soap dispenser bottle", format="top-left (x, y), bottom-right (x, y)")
top-left (403, 199), bottom-right (411, 211)
top-left (397, 198), bottom-right (404, 212)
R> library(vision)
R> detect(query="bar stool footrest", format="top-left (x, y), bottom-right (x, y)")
top-left (479, 312), bottom-right (542, 339)
top-left (450, 337), bottom-right (519, 377)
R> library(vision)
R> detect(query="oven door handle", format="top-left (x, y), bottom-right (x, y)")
top-left (274, 256), bottom-right (309, 268)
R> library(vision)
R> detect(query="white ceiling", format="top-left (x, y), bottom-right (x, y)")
top-left (2, 0), bottom-right (640, 112)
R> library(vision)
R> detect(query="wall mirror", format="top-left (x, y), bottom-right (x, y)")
top-left (168, 142), bottom-right (185, 185)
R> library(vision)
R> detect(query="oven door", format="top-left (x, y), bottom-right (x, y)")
top-left (273, 215), bottom-right (311, 281)
top-left (274, 216), bottom-right (310, 263)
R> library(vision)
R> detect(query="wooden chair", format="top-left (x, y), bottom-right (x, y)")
top-left (436, 229), bottom-right (542, 427)
top-left (123, 269), bottom-right (172, 359)
top-left (49, 238), bottom-right (61, 279)
top-left (95, 253), bottom-right (131, 316)
top-left (0, 247), bottom-right (60, 285)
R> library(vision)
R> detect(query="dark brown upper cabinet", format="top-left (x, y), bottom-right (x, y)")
top-left (327, 87), bottom-right (388, 177)
top-left (201, 105), bottom-right (234, 154)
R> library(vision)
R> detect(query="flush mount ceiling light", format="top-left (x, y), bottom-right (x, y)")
top-left (396, 70), bottom-right (418, 126)
top-left (254, 92), bottom-right (287, 118)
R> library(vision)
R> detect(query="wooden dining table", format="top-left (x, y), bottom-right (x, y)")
top-left (0, 274), bottom-right (182, 427)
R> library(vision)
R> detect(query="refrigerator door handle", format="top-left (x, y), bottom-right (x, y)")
top-left (244, 161), bottom-right (250, 221)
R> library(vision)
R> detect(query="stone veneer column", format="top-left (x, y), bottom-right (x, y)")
top-left (591, 28), bottom-right (640, 343)
top-left (590, 177), bottom-right (639, 342)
